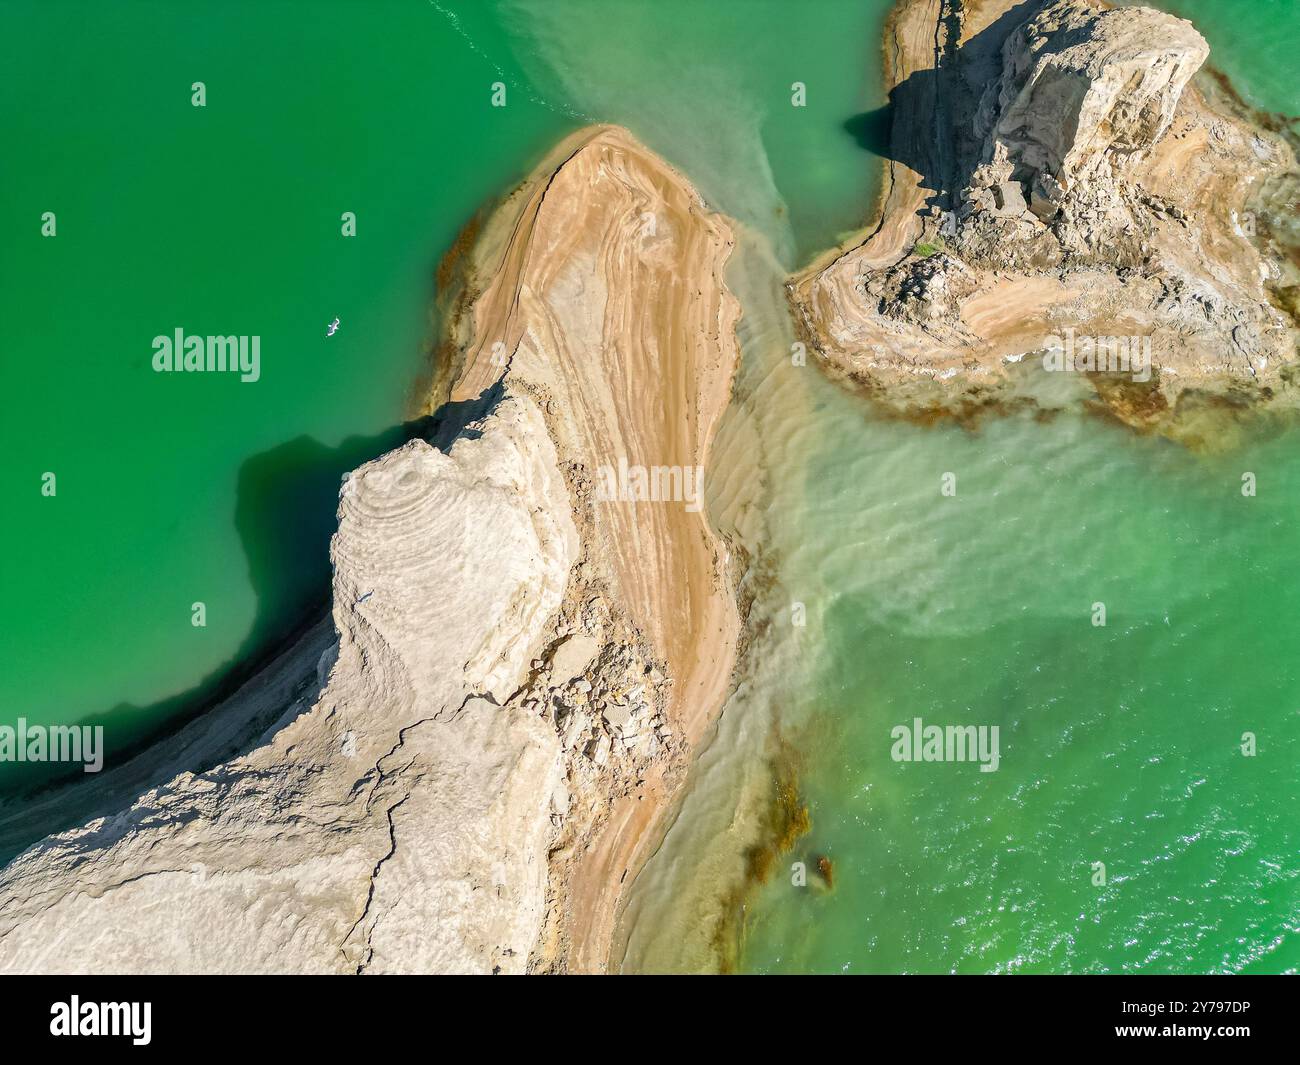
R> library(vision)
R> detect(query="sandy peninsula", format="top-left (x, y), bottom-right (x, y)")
top-left (0, 126), bottom-right (741, 974)
top-left (435, 124), bottom-right (743, 969)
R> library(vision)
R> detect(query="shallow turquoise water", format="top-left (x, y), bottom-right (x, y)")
top-left (739, 410), bottom-right (1300, 973)
top-left (619, 0), bottom-right (1300, 975)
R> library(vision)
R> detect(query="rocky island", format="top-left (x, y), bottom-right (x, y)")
top-left (792, 0), bottom-right (1298, 441)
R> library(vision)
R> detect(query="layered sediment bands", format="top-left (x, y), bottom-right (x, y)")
top-left (791, 0), bottom-right (1300, 438)
top-left (452, 125), bottom-right (740, 738)
top-left (445, 125), bottom-right (742, 971)
top-left (0, 125), bottom-right (741, 975)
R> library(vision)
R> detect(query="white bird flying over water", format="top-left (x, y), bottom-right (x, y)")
top-left (326, 317), bottom-right (340, 337)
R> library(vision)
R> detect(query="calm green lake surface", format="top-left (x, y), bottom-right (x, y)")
top-left (2, 0), bottom-right (579, 788)
top-left (3, 0), bottom-right (1296, 973)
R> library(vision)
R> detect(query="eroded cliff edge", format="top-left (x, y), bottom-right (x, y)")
top-left (792, 0), bottom-right (1300, 440)
top-left (0, 126), bottom-right (740, 974)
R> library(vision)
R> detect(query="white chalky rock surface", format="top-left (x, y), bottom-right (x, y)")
top-left (0, 391), bottom-right (575, 974)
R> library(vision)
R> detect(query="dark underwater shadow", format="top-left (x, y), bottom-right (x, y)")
top-left (843, 105), bottom-right (893, 158)
top-left (0, 383), bottom-right (503, 862)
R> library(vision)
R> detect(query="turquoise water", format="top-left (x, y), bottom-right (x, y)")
top-left (619, 0), bottom-right (1300, 974)
top-left (491, 0), bottom-right (887, 264)
top-left (738, 411), bottom-right (1300, 973)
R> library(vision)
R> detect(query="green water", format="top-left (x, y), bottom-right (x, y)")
top-left (3, 0), bottom-right (1297, 974)
top-left (490, 0), bottom-right (888, 264)
top-left (737, 411), bottom-right (1300, 974)
top-left (1, 0), bottom-right (573, 789)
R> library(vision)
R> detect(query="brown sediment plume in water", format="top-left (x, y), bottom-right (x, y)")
top-left (707, 732), bottom-right (812, 974)
top-left (743, 754), bottom-right (811, 885)
top-left (1085, 374), bottom-right (1170, 431)
top-left (410, 209), bottom-right (491, 419)
top-left (435, 211), bottom-right (483, 295)
top-left (1081, 374), bottom-right (1300, 453)
top-left (845, 377), bottom-right (1044, 433)
top-left (1200, 66), bottom-right (1300, 145)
